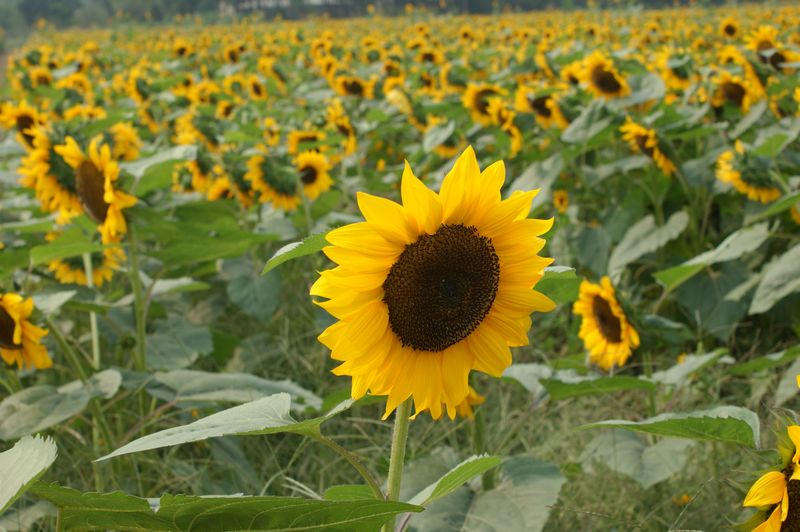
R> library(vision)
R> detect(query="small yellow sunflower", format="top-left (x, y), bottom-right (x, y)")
top-left (245, 155), bottom-right (301, 211)
top-left (109, 122), bottom-right (142, 161)
top-left (0, 293), bottom-right (51, 370)
top-left (333, 75), bottom-right (376, 99)
top-left (48, 236), bottom-right (125, 288)
top-left (620, 117), bottom-right (676, 176)
top-left (715, 141), bottom-right (781, 204)
top-left (553, 190), bottom-right (569, 213)
top-left (311, 147), bottom-right (554, 419)
top-left (712, 70), bottom-right (761, 113)
top-left (0, 100), bottom-right (46, 150)
top-left (462, 83), bottom-right (506, 126)
top-left (580, 51), bottom-right (630, 99)
top-left (455, 386), bottom-right (485, 419)
top-left (263, 117), bottom-right (281, 147)
top-left (514, 86), bottom-right (569, 129)
top-left (295, 150), bottom-right (333, 200)
top-left (573, 277), bottom-right (640, 371)
top-left (743, 425), bottom-right (800, 531)
top-left (287, 130), bottom-right (326, 156)
top-left (54, 136), bottom-right (138, 243)
top-left (719, 16), bottom-right (739, 39)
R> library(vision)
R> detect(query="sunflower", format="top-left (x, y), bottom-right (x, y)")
top-left (333, 75), bottom-right (376, 99)
top-left (742, 425), bottom-right (800, 531)
top-left (514, 86), bottom-right (569, 129)
top-left (0, 293), bottom-right (51, 370)
top-left (295, 150), bottom-right (333, 200)
top-left (287, 130), bottom-right (326, 155)
top-left (745, 25), bottom-right (786, 68)
top-left (463, 83), bottom-right (506, 126)
top-left (656, 47), bottom-right (695, 92)
top-left (560, 60), bottom-right (583, 86)
top-left (263, 117), bottom-right (281, 146)
top-left (711, 70), bottom-right (760, 113)
top-left (109, 122), bottom-right (141, 161)
top-left (573, 277), bottom-right (640, 371)
top-left (719, 16), bottom-right (739, 39)
top-left (17, 126), bottom-right (83, 223)
top-left (0, 100), bottom-right (46, 150)
top-left (580, 51), bottom-right (630, 99)
top-left (54, 136), bottom-right (137, 243)
top-left (311, 147), bottom-right (555, 419)
top-left (455, 387), bottom-right (485, 419)
top-left (715, 141), bottom-right (781, 204)
top-left (791, 204), bottom-right (800, 225)
top-left (248, 75), bottom-right (268, 100)
top-left (48, 238), bottom-right (125, 288)
top-left (245, 154), bottom-right (301, 211)
top-left (553, 190), bottom-right (569, 213)
top-left (620, 118), bottom-right (676, 176)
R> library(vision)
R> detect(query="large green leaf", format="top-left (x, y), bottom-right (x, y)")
top-left (30, 483), bottom-right (419, 531)
top-left (654, 223), bottom-right (769, 290)
top-left (0, 436), bottom-right (57, 514)
top-left (608, 211), bottom-right (689, 283)
top-left (583, 405), bottom-right (760, 448)
top-left (121, 145), bottom-right (196, 179)
top-left (227, 270), bottom-right (282, 322)
top-left (98, 393), bottom-right (351, 461)
top-left (0, 370), bottom-right (121, 441)
top-left (535, 266), bottom-right (582, 305)
top-left (749, 244), bottom-right (800, 314)
top-left (149, 369), bottom-right (322, 410)
top-left (0, 249), bottom-right (29, 279)
top-left (729, 345), bottom-right (800, 376)
top-left (541, 374), bottom-right (656, 401)
top-left (146, 317), bottom-right (213, 370)
top-left (745, 190), bottom-right (800, 224)
top-left (580, 430), bottom-right (694, 489)
top-left (262, 232), bottom-right (329, 275)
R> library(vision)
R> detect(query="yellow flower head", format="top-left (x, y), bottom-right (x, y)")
top-left (620, 117), bottom-right (676, 176)
top-left (580, 51), bottom-right (630, 99)
top-left (715, 144), bottom-right (781, 204)
top-left (295, 150), bottom-right (333, 200)
top-left (312, 147), bottom-right (555, 420)
top-left (0, 293), bottom-right (51, 370)
top-left (573, 277), bottom-right (640, 371)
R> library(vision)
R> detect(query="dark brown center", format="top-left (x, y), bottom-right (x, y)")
top-left (344, 80), bottom-right (364, 95)
top-left (782, 477), bottom-right (800, 531)
top-left (299, 166), bottom-right (317, 184)
top-left (591, 65), bottom-right (622, 94)
top-left (76, 160), bottom-right (109, 224)
top-left (382, 224), bottom-right (500, 352)
top-left (592, 295), bottom-right (622, 343)
top-left (722, 82), bottom-right (745, 107)
top-left (724, 24), bottom-right (736, 36)
top-left (0, 304), bottom-right (21, 350)
top-left (635, 134), bottom-right (655, 157)
top-left (528, 95), bottom-right (552, 118)
top-left (474, 88), bottom-right (498, 114)
top-left (15, 115), bottom-right (35, 148)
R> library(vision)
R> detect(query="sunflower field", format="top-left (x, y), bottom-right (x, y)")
top-left (1, 3), bottom-right (800, 530)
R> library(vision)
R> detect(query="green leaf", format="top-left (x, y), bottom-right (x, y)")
top-left (31, 291), bottom-right (76, 316)
top-left (729, 345), bottom-right (800, 376)
top-left (30, 483), bottom-right (419, 531)
top-left (0, 370), bottom-right (121, 441)
top-left (580, 430), bottom-right (694, 489)
top-left (536, 266), bottom-right (582, 305)
top-left (745, 190), bottom-right (800, 224)
top-left (561, 100), bottom-right (612, 144)
top-left (227, 270), bottom-right (281, 322)
top-left (423, 121), bottom-right (456, 152)
top-left (262, 232), bottom-right (329, 275)
top-left (749, 244), bottom-right (800, 314)
top-left (0, 249), bottom-right (29, 279)
top-left (29, 227), bottom-right (105, 266)
top-left (648, 349), bottom-right (727, 386)
top-left (730, 100), bottom-right (767, 138)
top-left (608, 211), bottom-right (689, 283)
top-left (0, 501), bottom-right (54, 531)
top-left (541, 374), bottom-right (656, 401)
top-left (583, 405), bottom-right (760, 448)
top-left (502, 363), bottom-right (554, 401)
top-left (121, 145), bottom-right (196, 179)
top-left (459, 456), bottom-right (565, 532)
top-left (0, 436), bottom-right (57, 514)
top-left (146, 317), bottom-right (213, 370)
top-left (97, 393), bottom-right (352, 461)
top-left (654, 223), bottom-right (769, 290)
top-left (774, 358), bottom-right (800, 407)
top-left (323, 485), bottom-right (377, 501)
top-left (408, 455), bottom-right (502, 506)
top-left (149, 369), bottom-right (322, 410)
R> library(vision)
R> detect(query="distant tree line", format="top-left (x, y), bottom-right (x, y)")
top-left (0, 0), bottom-right (719, 43)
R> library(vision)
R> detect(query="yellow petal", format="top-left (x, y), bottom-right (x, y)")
top-left (753, 505), bottom-right (782, 532)
top-left (788, 425), bottom-right (800, 464)
top-left (743, 471), bottom-right (786, 507)
top-left (400, 160), bottom-right (442, 235)
top-left (356, 192), bottom-right (414, 245)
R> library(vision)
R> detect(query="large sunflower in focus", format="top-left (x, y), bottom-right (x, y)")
top-left (54, 136), bottom-right (137, 243)
top-left (0, 293), bottom-right (51, 370)
top-left (311, 147), bottom-right (555, 419)
top-left (573, 277), bottom-right (639, 371)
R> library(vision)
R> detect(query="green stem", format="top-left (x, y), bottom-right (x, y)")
top-left (310, 431), bottom-right (384, 500)
top-left (384, 399), bottom-right (412, 532)
top-left (81, 253), bottom-right (101, 370)
top-left (472, 408), bottom-right (495, 491)
top-left (127, 227), bottom-right (147, 372)
top-left (643, 351), bottom-right (656, 418)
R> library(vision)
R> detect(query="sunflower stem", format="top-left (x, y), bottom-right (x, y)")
top-left (309, 430), bottom-right (384, 500)
top-left (384, 398), bottom-right (412, 532)
top-left (81, 253), bottom-right (101, 370)
top-left (643, 351), bottom-right (657, 418)
top-left (127, 227), bottom-right (147, 372)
